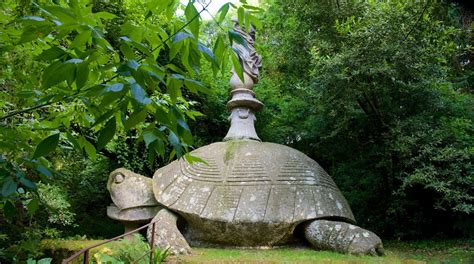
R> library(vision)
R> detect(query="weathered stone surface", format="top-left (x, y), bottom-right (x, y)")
top-left (107, 169), bottom-right (161, 238)
top-left (107, 140), bottom-right (383, 256)
top-left (152, 140), bottom-right (355, 247)
top-left (304, 220), bottom-right (384, 256)
top-left (107, 204), bottom-right (160, 222)
top-left (107, 169), bottom-right (158, 210)
top-left (147, 209), bottom-right (191, 255)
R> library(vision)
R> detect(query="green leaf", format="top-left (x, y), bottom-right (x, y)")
top-left (81, 137), bottom-right (96, 160)
top-left (167, 76), bottom-right (182, 103)
top-left (237, 7), bottom-right (245, 28)
top-left (248, 13), bottom-right (262, 29)
top-left (22, 16), bottom-right (45, 22)
top-left (76, 62), bottom-right (89, 89)
top-left (65, 58), bottom-right (83, 64)
top-left (169, 39), bottom-right (184, 60)
top-left (198, 43), bottom-right (217, 65)
top-left (19, 177), bottom-right (36, 190)
top-left (242, 4), bottom-right (264, 12)
top-left (105, 83), bottom-right (124, 93)
top-left (127, 59), bottom-right (139, 71)
top-left (3, 200), bottom-right (15, 220)
top-left (36, 46), bottom-right (66, 61)
top-left (42, 60), bottom-right (76, 88)
top-left (97, 117), bottom-right (116, 150)
top-left (141, 65), bottom-right (165, 84)
top-left (184, 153), bottom-right (208, 165)
top-left (185, 2), bottom-right (200, 38)
top-left (177, 119), bottom-right (191, 132)
top-left (93, 11), bottom-right (117, 20)
top-left (2, 178), bottom-right (17, 197)
top-left (185, 110), bottom-right (204, 121)
top-left (213, 35), bottom-right (226, 65)
top-left (216, 3), bottom-right (230, 23)
top-left (143, 129), bottom-right (160, 148)
top-left (181, 41), bottom-right (195, 75)
top-left (66, 132), bottom-right (80, 150)
top-left (43, 6), bottom-right (76, 24)
top-left (17, 90), bottom-right (36, 98)
top-left (71, 30), bottom-right (91, 49)
top-left (37, 165), bottom-right (53, 178)
top-left (120, 43), bottom-right (135, 59)
top-left (19, 25), bottom-right (51, 43)
top-left (155, 107), bottom-right (170, 126)
top-left (124, 109), bottom-right (147, 131)
top-left (172, 32), bottom-right (193, 43)
top-left (245, 11), bottom-right (251, 32)
top-left (120, 37), bottom-right (152, 57)
top-left (27, 198), bottom-right (40, 215)
top-left (231, 50), bottom-right (245, 82)
top-left (184, 79), bottom-right (209, 94)
top-left (37, 259), bottom-right (52, 264)
top-left (168, 131), bottom-right (180, 148)
top-left (130, 83), bottom-right (152, 105)
top-left (33, 133), bottom-right (60, 158)
top-left (228, 30), bottom-right (248, 48)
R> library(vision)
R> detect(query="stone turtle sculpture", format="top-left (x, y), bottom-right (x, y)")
top-left (107, 20), bottom-right (383, 256)
top-left (107, 140), bottom-right (383, 256)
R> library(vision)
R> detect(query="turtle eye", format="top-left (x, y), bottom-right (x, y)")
top-left (115, 173), bottom-right (125, 184)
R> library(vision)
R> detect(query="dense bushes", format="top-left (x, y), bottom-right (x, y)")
top-left (257, 0), bottom-right (473, 239)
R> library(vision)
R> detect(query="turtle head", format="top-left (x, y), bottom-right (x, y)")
top-left (107, 168), bottom-right (158, 210)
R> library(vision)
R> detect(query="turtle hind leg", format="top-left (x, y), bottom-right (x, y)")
top-left (303, 219), bottom-right (384, 256)
top-left (147, 208), bottom-right (191, 255)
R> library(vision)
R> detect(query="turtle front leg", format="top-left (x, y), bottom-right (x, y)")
top-left (147, 208), bottom-right (191, 255)
top-left (304, 220), bottom-right (384, 256)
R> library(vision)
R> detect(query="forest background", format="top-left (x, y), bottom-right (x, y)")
top-left (0, 0), bottom-right (473, 262)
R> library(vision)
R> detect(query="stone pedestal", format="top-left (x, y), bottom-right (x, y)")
top-left (224, 72), bottom-right (263, 141)
top-left (123, 221), bottom-right (140, 240)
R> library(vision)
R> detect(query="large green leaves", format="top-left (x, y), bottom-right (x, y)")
top-left (124, 109), bottom-right (148, 131)
top-left (130, 83), bottom-right (152, 105)
top-left (33, 133), bottom-right (60, 159)
top-left (0, 0), bottom-right (259, 223)
top-left (185, 2), bottom-right (200, 39)
top-left (231, 50), bottom-right (244, 82)
top-left (97, 117), bottom-right (116, 150)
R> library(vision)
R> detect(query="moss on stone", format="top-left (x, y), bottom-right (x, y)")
top-left (224, 141), bottom-right (241, 164)
top-left (40, 239), bottom-right (107, 263)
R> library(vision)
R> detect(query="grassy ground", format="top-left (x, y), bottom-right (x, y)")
top-left (169, 240), bottom-right (474, 264)
top-left (40, 239), bottom-right (473, 263)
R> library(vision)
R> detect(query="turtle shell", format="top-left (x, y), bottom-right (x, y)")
top-left (153, 141), bottom-right (354, 226)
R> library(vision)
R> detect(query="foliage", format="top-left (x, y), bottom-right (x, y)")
top-left (0, 0), bottom-right (262, 261)
top-left (259, 0), bottom-right (473, 238)
top-left (26, 258), bottom-right (52, 264)
top-left (93, 234), bottom-right (169, 264)
top-left (52, 151), bottom-right (120, 237)
top-left (37, 183), bottom-right (76, 226)
top-left (0, 0), bottom-right (261, 217)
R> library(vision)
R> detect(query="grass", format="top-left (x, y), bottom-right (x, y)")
top-left (40, 239), bottom-right (473, 263)
top-left (170, 240), bottom-right (474, 264)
